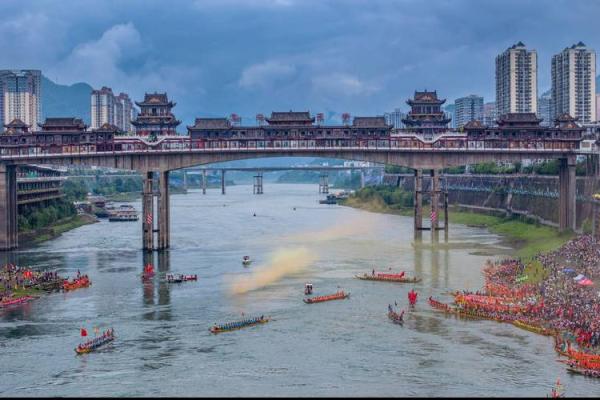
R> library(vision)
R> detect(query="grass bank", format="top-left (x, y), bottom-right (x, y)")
top-left (340, 195), bottom-right (574, 260)
top-left (19, 213), bottom-right (98, 246)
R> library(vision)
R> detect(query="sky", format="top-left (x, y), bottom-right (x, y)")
top-left (1, 0), bottom-right (600, 126)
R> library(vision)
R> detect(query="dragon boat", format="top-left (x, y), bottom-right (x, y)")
top-left (355, 273), bottom-right (421, 283)
top-left (303, 291), bottom-right (349, 304)
top-left (566, 348), bottom-right (600, 363)
top-left (63, 277), bottom-right (91, 291)
top-left (210, 316), bottom-right (270, 334)
top-left (75, 329), bottom-right (115, 354)
top-left (0, 295), bottom-right (36, 308)
top-left (566, 365), bottom-right (600, 378)
top-left (512, 320), bottom-right (556, 336)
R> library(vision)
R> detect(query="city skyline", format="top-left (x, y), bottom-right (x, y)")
top-left (2, 0), bottom-right (600, 125)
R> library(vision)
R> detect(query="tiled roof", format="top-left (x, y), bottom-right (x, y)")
top-left (189, 118), bottom-right (232, 129)
top-left (463, 120), bottom-right (485, 129)
top-left (267, 111), bottom-right (313, 121)
top-left (352, 116), bottom-right (388, 127)
top-left (4, 118), bottom-right (28, 128)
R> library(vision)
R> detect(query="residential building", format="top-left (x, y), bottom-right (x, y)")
top-left (495, 42), bottom-right (537, 116)
top-left (0, 70), bottom-right (41, 130)
top-left (537, 92), bottom-right (552, 126)
top-left (483, 102), bottom-right (497, 126)
top-left (91, 87), bottom-right (138, 132)
top-left (454, 95), bottom-right (483, 128)
top-left (383, 108), bottom-right (406, 129)
top-left (551, 42), bottom-right (596, 124)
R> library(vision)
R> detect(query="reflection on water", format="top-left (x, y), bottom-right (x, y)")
top-left (0, 184), bottom-right (597, 397)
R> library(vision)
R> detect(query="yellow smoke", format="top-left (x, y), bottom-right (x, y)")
top-left (229, 247), bottom-right (317, 295)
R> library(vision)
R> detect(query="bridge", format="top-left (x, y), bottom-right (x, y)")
top-left (0, 144), bottom-right (580, 251)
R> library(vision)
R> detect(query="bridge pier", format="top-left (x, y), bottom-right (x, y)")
top-left (558, 157), bottom-right (576, 232)
top-left (319, 173), bottom-right (329, 194)
top-left (0, 165), bottom-right (17, 251)
top-left (360, 170), bottom-right (365, 189)
top-left (431, 170), bottom-right (440, 232)
top-left (182, 170), bottom-right (187, 191)
top-left (414, 169), bottom-right (423, 239)
top-left (158, 171), bottom-right (170, 250)
top-left (253, 172), bottom-right (263, 194)
top-left (221, 170), bottom-right (226, 195)
top-left (142, 171), bottom-right (155, 251)
top-left (202, 169), bottom-right (207, 194)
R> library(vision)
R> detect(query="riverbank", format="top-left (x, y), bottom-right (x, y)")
top-left (18, 213), bottom-right (98, 247)
top-left (340, 195), bottom-right (574, 259)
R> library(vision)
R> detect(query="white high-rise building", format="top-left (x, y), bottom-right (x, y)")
top-left (0, 70), bottom-right (41, 129)
top-left (454, 95), bottom-right (483, 128)
top-left (91, 87), bottom-right (116, 129)
top-left (495, 42), bottom-right (537, 116)
top-left (91, 87), bottom-right (138, 132)
top-left (551, 42), bottom-right (596, 124)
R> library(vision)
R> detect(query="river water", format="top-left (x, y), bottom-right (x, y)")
top-left (0, 183), bottom-right (597, 397)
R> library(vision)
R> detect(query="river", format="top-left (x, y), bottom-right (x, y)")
top-left (0, 184), bottom-right (596, 396)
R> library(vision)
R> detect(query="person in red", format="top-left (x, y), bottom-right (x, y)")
top-left (408, 289), bottom-right (418, 306)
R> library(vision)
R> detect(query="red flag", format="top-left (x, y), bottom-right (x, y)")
top-left (80, 328), bottom-right (88, 337)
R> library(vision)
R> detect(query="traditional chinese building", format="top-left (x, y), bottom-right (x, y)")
top-left (131, 92), bottom-right (180, 137)
top-left (187, 111), bottom-right (392, 147)
top-left (401, 91), bottom-right (452, 139)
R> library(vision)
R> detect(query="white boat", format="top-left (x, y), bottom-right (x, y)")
top-left (108, 205), bottom-right (139, 221)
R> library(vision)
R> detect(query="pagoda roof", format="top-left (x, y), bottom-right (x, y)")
top-left (554, 113), bottom-right (581, 129)
top-left (407, 90), bottom-right (446, 105)
top-left (4, 118), bottom-right (29, 129)
top-left (92, 123), bottom-right (122, 133)
top-left (266, 111), bottom-right (315, 124)
top-left (38, 117), bottom-right (87, 130)
top-left (463, 120), bottom-right (485, 129)
top-left (135, 92), bottom-right (175, 107)
top-left (188, 118), bottom-right (232, 130)
top-left (496, 113), bottom-right (542, 126)
top-left (352, 116), bottom-right (389, 127)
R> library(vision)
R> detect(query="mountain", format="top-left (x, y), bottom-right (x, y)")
top-left (41, 75), bottom-right (92, 125)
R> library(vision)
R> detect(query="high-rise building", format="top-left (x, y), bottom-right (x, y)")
top-left (383, 108), bottom-right (405, 129)
top-left (91, 87), bottom-right (138, 132)
top-left (117, 93), bottom-right (136, 133)
top-left (454, 95), bottom-right (483, 128)
top-left (551, 42), bottom-right (596, 124)
top-left (483, 102), bottom-right (497, 126)
top-left (537, 92), bottom-right (552, 126)
top-left (91, 87), bottom-right (116, 130)
top-left (0, 70), bottom-right (41, 130)
top-left (495, 42), bottom-right (537, 116)
top-left (596, 94), bottom-right (600, 123)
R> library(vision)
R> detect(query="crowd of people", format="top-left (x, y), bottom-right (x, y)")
top-left (0, 264), bottom-right (64, 302)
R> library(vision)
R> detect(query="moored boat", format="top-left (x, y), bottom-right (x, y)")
top-left (210, 315), bottom-right (269, 334)
top-left (0, 295), bottom-right (36, 308)
top-left (303, 290), bottom-right (349, 304)
top-left (75, 329), bottom-right (115, 354)
top-left (512, 319), bottom-right (556, 336)
top-left (182, 274), bottom-right (197, 281)
top-left (355, 273), bottom-right (421, 283)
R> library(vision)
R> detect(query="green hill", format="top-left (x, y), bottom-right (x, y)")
top-left (41, 75), bottom-right (92, 125)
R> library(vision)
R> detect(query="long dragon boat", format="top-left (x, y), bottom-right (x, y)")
top-left (75, 329), bottom-right (115, 354)
top-left (355, 273), bottom-right (421, 283)
top-left (63, 277), bottom-right (91, 291)
top-left (210, 316), bottom-right (270, 334)
top-left (303, 291), bottom-right (349, 304)
top-left (566, 348), bottom-right (600, 363)
top-left (512, 320), bottom-right (556, 336)
top-left (566, 363), bottom-right (600, 378)
top-left (428, 297), bottom-right (451, 312)
top-left (0, 295), bottom-right (36, 308)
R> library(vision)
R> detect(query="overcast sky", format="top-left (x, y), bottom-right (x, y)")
top-left (1, 0), bottom-right (599, 125)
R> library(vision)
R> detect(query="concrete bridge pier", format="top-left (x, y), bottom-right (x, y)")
top-left (182, 170), bottom-right (187, 191)
top-left (221, 170), bottom-right (226, 195)
top-left (142, 171), bottom-right (155, 251)
top-left (414, 169), bottom-right (423, 239)
top-left (319, 173), bottom-right (329, 194)
top-left (157, 171), bottom-right (170, 250)
top-left (431, 170), bottom-right (440, 232)
top-left (202, 169), bottom-right (207, 195)
top-left (253, 172), bottom-right (263, 194)
top-left (0, 165), bottom-right (17, 250)
top-left (558, 157), bottom-right (576, 232)
top-left (360, 170), bottom-right (365, 189)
